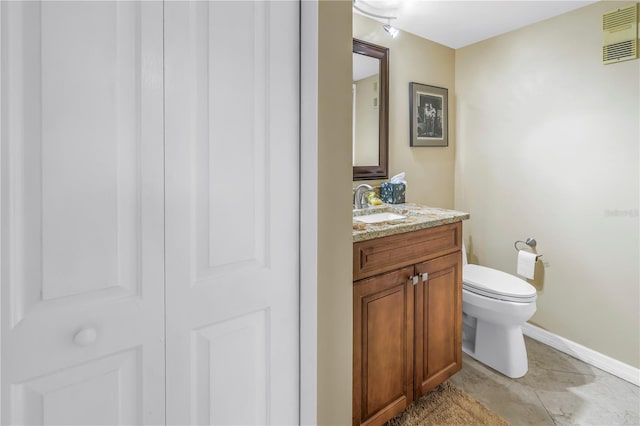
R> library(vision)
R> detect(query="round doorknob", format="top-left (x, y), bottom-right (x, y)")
top-left (73, 327), bottom-right (98, 346)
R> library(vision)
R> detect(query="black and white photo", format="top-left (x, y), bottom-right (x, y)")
top-left (410, 83), bottom-right (448, 147)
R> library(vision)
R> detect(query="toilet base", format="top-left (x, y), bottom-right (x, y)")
top-left (462, 319), bottom-right (529, 378)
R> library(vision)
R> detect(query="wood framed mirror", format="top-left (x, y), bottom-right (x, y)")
top-left (353, 38), bottom-right (389, 181)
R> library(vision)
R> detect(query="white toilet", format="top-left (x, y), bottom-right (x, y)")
top-left (461, 244), bottom-right (537, 378)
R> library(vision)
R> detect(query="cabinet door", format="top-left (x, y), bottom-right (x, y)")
top-left (353, 266), bottom-right (414, 426)
top-left (414, 251), bottom-right (462, 398)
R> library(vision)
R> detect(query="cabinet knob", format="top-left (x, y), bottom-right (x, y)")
top-left (411, 275), bottom-right (419, 285)
top-left (421, 272), bottom-right (429, 281)
top-left (73, 327), bottom-right (98, 346)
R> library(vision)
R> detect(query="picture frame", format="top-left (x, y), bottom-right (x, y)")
top-left (409, 82), bottom-right (448, 147)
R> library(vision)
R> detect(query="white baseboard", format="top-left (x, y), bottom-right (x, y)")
top-left (522, 323), bottom-right (640, 387)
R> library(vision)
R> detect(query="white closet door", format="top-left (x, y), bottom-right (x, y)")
top-left (164, 1), bottom-right (300, 425)
top-left (0, 2), bottom-right (165, 425)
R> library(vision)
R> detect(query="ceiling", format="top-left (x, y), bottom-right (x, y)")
top-left (354, 0), bottom-right (598, 49)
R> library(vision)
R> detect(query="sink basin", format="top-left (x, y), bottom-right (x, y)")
top-left (353, 212), bottom-right (407, 224)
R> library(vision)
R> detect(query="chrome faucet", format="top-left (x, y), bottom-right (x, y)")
top-left (354, 184), bottom-right (374, 209)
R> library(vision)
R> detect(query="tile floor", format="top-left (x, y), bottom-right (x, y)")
top-left (450, 336), bottom-right (640, 425)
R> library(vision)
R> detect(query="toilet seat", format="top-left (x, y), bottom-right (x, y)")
top-left (463, 264), bottom-right (537, 303)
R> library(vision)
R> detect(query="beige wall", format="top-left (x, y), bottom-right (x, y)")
top-left (317, 1), bottom-right (353, 425)
top-left (455, 2), bottom-right (639, 367)
top-left (353, 14), bottom-right (456, 209)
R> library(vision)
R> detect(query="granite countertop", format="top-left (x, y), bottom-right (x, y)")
top-left (352, 203), bottom-right (470, 242)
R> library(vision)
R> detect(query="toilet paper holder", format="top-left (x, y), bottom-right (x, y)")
top-left (514, 238), bottom-right (543, 260)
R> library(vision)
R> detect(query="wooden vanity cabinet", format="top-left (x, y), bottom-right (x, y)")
top-left (353, 222), bottom-right (462, 426)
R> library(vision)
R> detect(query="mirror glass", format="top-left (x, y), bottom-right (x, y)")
top-left (353, 39), bottom-right (388, 181)
top-left (353, 53), bottom-right (380, 167)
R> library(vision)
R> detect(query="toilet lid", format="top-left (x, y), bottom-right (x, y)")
top-left (463, 264), bottom-right (537, 303)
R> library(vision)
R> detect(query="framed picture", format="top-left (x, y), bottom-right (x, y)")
top-left (409, 82), bottom-right (448, 147)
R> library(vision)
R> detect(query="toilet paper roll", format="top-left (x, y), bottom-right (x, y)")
top-left (517, 250), bottom-right (537, 279)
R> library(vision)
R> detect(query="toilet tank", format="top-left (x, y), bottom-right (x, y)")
top-left (462, 242), bottom-right (468, 265)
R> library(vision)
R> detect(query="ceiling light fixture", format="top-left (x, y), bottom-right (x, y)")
top-left (353, 0), bottom-right (399, 38)
top-left (383, 21), bottom-right (399, 38)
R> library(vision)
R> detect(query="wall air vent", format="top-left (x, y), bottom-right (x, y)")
top-left (602, 4), bottom-right (638, 64)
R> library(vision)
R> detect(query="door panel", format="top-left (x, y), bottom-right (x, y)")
top-left (1, 2), bottom-right (165, 424)
top-left (202, 0), bottom-right (267, 276)
top-left (192, 1), bottom-right (268, 282)
top-left (164, 2), bottom-right (300, 424)
top-left (12, 349), bottom-right (140, 426)
top-left (426, 273), bottom-right (457, 373)
top-left (191, 310), bottom-right (268, 425)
